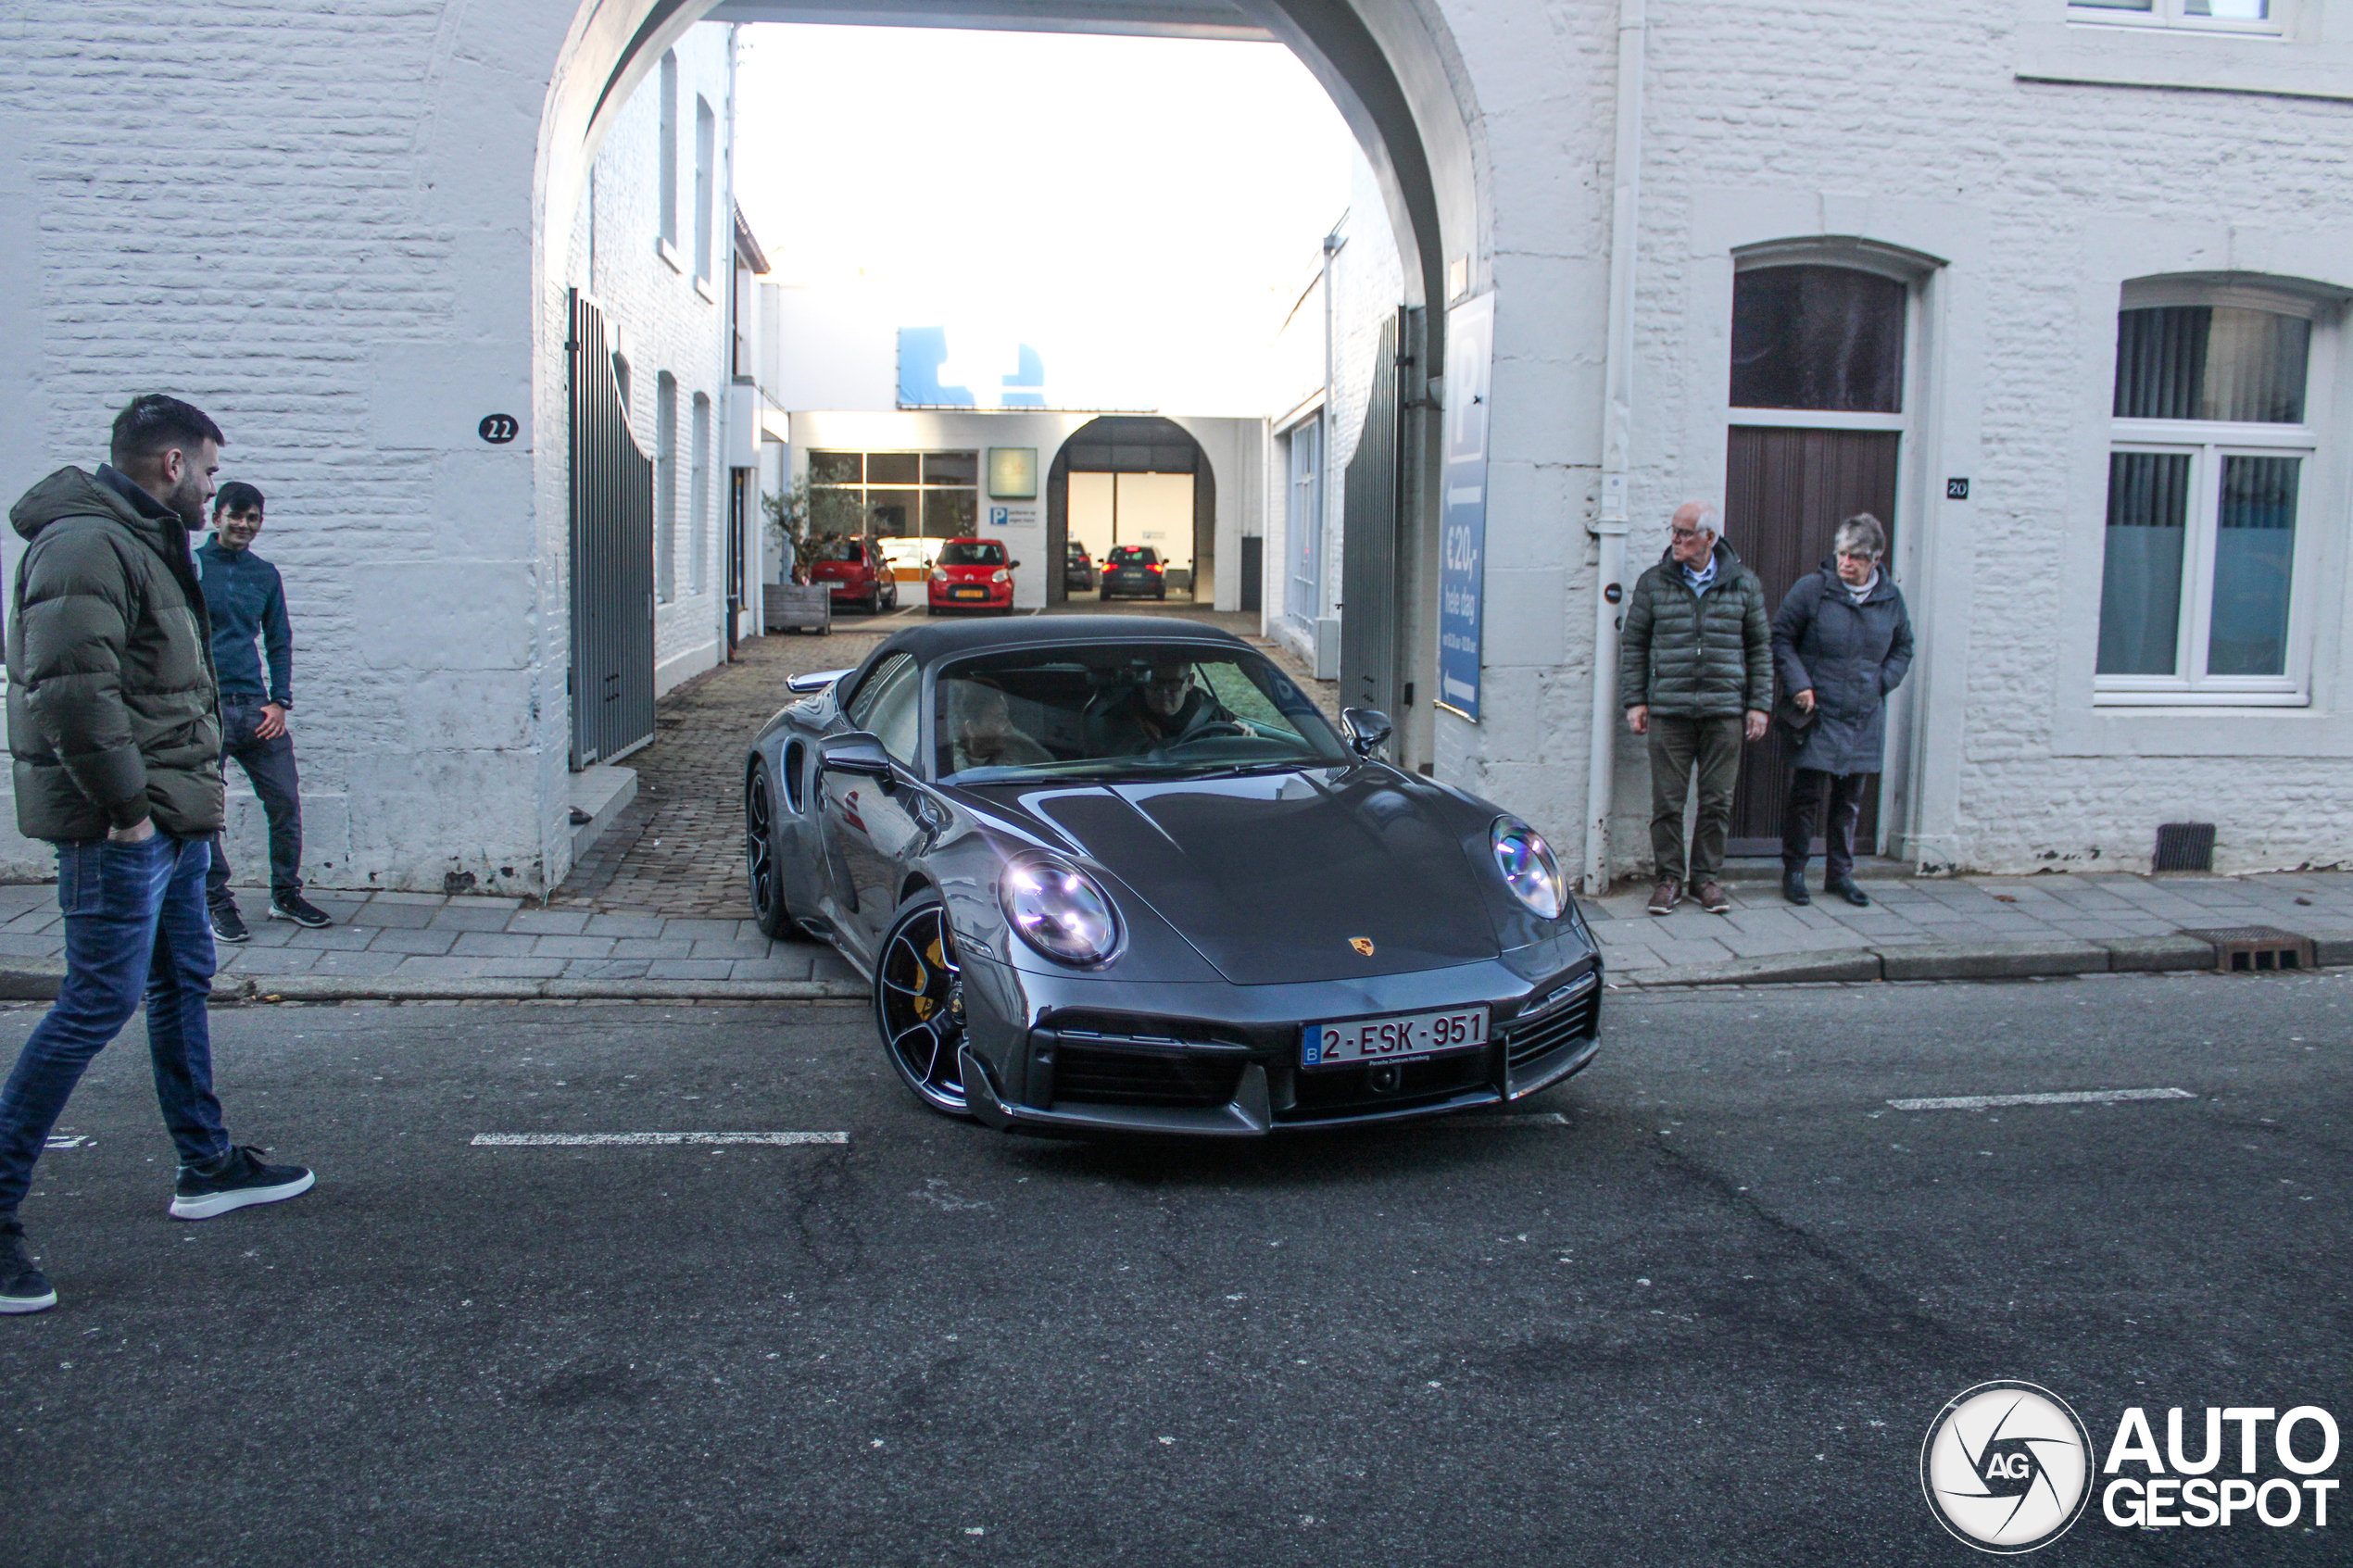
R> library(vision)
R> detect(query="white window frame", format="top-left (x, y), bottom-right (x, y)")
top-left (2095, 425), bottom-right (2317, 704)
top-left (2094, 280), bottom-right (2333, 706)
top-left (2066, 0), bottom-right (2289, 37)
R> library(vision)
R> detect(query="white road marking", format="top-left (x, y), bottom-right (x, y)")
top-left (44, 1134), bottom-right (88, 1149)
top-left (470, 1132), bottom-right (849, 1148)
top-left (1886, 1087), bottom-right (2195, 1112)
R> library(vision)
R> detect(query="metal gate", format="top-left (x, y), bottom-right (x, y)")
top-left (1340, 308), bottom-right (1413, 718)
top-left (568, 290), bottom-right (656, 768)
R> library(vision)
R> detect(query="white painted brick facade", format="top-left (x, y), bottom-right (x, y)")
top-left (566, 24), bottom-right (736, 696)
top-left (1263, 150), bottom-right (1407, 667)
top-left (5, 0), bottom-right (2348, 896)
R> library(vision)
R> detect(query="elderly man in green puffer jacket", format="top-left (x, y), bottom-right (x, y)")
top-left (1617, 501), bottom-right (1772, 918)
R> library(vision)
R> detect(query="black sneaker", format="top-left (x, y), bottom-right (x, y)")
top-left (170, 1146), bottom-right (315, 1221)
top-left (268, 894), bottom-right (333, 929)
top-left (1, 1220), bottom-right (57, 1314)
top-left (209, 903), bottom-right (250, 944)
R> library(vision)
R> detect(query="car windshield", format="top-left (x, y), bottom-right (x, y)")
top-left (937, 540), bottom-right (1005, 567)
top-left (1107, 546), bottom-right (1155, 564)
top-left (810, 537), bottom-right (863, 563)
top-left (936, 644), bottom-right (1352, 783)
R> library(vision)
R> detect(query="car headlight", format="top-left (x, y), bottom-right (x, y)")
top-left (1491, 817), bottom-right (1565, 920)
top-left (1000, 853), bottom-right (1121, 965)
top-left (928, 568), bottom-right (947, 583)
top-left (990, 568), bottom-right (1011, 583)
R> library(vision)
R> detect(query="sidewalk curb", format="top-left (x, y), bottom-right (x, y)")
top-left (1613, 932), bottom-right (2347, 989)
top-left (0, 962), bottom-right (865, 1005)
top-left (4, 926), bottom-right (2344, 1003)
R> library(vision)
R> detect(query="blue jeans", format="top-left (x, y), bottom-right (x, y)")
top-left (0, 833), bottom-right (229, 1216)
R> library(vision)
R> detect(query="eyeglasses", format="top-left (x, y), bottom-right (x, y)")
top-left (1669, 527), bottom-right (1706, 541)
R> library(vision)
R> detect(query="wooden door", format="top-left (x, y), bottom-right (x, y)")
top-left (1723, 427), bottom-right (1900, 855)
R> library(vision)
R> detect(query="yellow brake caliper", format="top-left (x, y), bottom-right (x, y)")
top-left (908, 935), bottom-right (944, 1020)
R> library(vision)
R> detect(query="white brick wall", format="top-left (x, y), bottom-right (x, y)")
top-left (1262, 149), bottom-right (1406, 665)
top-left (7, 0), bottom-right (2347, 893)
top-left (571, 24), bottom-right (735, 697)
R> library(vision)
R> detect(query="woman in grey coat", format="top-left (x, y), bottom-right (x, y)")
top-left (1772, 513), bottom-right (1913, 907)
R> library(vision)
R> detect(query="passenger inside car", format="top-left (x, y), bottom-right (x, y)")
top-left (943, 681), bottom-right (1053, 775)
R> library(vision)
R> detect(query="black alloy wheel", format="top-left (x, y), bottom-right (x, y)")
top-left (875, 895), bottom-right (970, 1117)
top-left (746, 761), bottom-right (792, 939)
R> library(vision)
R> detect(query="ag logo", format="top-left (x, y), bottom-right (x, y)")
top-left (1921, 1382), bottom-right (2093, 1553)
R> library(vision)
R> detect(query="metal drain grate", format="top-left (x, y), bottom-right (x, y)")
top-left (2154, 822), bottom-right (2216, 872)
top-left (2182, 926), bottom-right (2314, 974)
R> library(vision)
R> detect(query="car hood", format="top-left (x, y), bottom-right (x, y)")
top-left (987, 769), bottom-right (1502, 984)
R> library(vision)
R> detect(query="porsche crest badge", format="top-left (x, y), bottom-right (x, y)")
top-left (1349, 937), bottom-right (1376, 957)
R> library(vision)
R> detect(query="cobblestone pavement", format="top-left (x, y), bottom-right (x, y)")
top-left (553, 600), bottom-right (1334, 920)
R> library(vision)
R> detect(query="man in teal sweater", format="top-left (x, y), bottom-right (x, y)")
top-left (197, 483), bottom-right (331, 940)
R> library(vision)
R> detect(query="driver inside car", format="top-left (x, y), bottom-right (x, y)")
top-left (1095, 659), bottom-right (1234, 753)
top-left (945, 680), bottom-right (1054, 775)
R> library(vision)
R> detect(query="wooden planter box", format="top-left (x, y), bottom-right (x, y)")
top-left (764, 583), bottom-right (833, 634)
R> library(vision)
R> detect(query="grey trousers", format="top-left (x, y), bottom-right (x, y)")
top-left (1647, 713), bottom-right (1743, 884)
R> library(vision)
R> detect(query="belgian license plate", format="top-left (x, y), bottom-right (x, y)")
top-left (1302, 1005), bottom-right (1490, 1068)
top-left (954, 587), bottom-right (986, 599)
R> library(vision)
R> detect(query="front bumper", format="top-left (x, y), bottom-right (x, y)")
top-left (929, 583), bottom-right (1012, 608)
top-left (956, 953), bottom-right (1602, 1137)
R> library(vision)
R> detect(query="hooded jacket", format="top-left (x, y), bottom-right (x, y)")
top-left (1769, 558), bottom-right (1914, 776)
top-left (6, 466), bottom-right (224, 841)
top-left (1617, 538), bottom-right (1773, 720)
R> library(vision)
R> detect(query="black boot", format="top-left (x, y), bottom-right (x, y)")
top-left (1781, 868), bottom-right (1811, 905)
top-left (1826, 875), bottom-right (1871, 907)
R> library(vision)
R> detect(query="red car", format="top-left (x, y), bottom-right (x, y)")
top-left (926, 537), bottom-right (1018, 615)
top-left (805, 536), bottom-right (899, 615)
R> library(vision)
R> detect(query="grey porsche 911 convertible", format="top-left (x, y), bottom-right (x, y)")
top-left (743, 617), bottom-right (1601, 1135)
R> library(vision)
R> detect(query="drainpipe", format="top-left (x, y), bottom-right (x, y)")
top-left (1320, 228), bottom-right (1343, 632)
top-left (1580, 0), bottom-right (1646, 897)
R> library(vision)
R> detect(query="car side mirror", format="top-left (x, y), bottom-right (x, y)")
top-left (1010, 560), bottom-right (1022, 570)
top-left (818, 731), bottom-right (898, 794)
top-left (1340, 708), bottom-right (1393, 757)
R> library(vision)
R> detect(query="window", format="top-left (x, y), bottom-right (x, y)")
top-left (847, 654), bottom-right (922, 765)
top-left (690, 393), bottom-right (711, 595)
top-left (2068, 0), bottom-right (2284, 34)
top-left (1283, 414), bottom-right (1323, 623)
top-left (693, 96), bottom-right (715, 282)
top-left (2095, 290), bottom-right (2321, 703)
top-left (655, 372), bottom-right (677, 602)
top-left (937, 540), bottom-right (1005, 567)
top-left (1730, 265), bottom-right (1906, 414)
top-left (805, 450), bottom-right (979, 561)
top-left (658, 53), bottom-right (679, 250)
top-left (932, 645), bottom-right (1348, 783)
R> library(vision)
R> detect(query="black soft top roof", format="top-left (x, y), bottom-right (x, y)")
top-left (870, 614), bottom-right (1249, 670)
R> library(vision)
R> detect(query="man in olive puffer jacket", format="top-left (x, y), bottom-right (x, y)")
top-left (1617, 502), bottom-right (1771, 917)
top-left (0, 395), bottom-right (313, 1318)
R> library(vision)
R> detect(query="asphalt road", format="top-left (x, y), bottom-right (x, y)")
top-left (1, 973), bottom-right (2347, 1567)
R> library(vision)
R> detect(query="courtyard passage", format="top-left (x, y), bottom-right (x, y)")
top-left (2, 973), bottom-right (2344, 1562)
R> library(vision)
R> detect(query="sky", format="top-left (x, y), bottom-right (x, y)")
top-left (732, 25), bottom-right (1360, 411)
